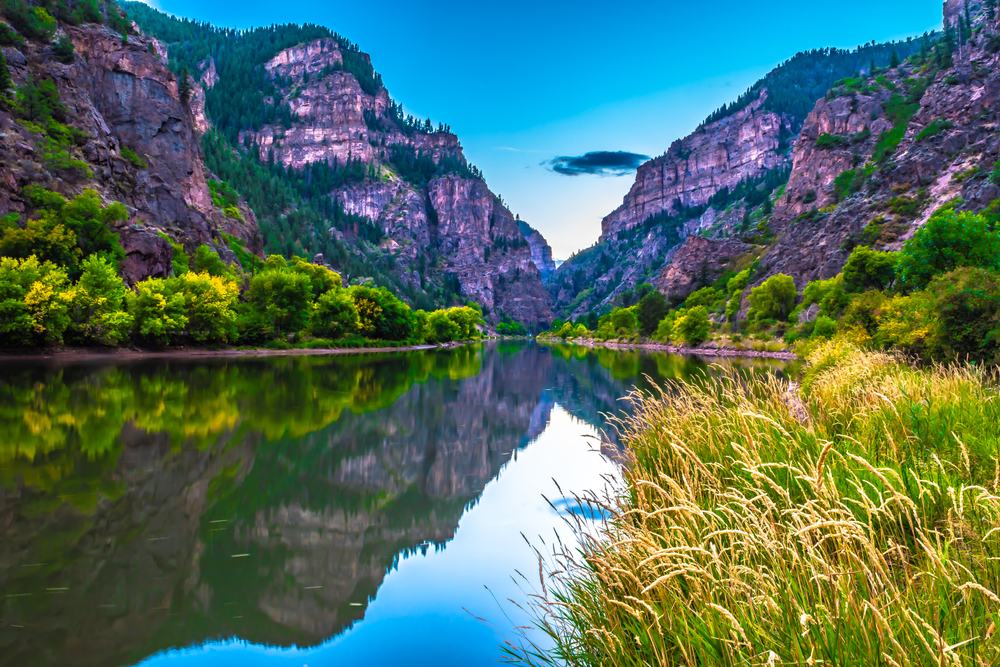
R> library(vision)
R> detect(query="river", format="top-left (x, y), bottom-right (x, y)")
top-left (0, 341), bottom-right (790, 667)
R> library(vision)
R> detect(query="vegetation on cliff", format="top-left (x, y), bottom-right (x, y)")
top-left (509, 341), bottom-right (1000, 665)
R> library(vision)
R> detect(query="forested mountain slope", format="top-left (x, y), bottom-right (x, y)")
top-left (550, 34), bottom-right (929, 319)
top-left (125, 3), bottom-right (551, 324)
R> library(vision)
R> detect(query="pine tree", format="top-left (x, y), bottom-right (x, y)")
top-left (178, 67), bottom-right (192, 104)
top-left (890, 49), bottom-right (900, 68)
top-left (0, 51), bottom-right (10, 103)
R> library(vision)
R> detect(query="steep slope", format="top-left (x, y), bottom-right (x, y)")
top-left (551, 36), bottom-right (926, 319)
top-left (518, 218), bottom-right (556, 279)
top-left (127, 4), bottom-right (552, 324)
top-left (0, 13), bottom-right (262, 285)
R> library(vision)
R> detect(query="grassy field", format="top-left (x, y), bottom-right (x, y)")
top-left (506, 340), bottom-right (1000, 666)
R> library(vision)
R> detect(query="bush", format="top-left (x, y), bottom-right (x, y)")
top-left (896, 207), bottom-right (1000, 291)
top-left (673, 306), bottom-right (710, 346)
top-left (0, 23), bottom-right (23, 47)
top-left (289, 255), bottom-right (341, 298)
top-left (572, 323), bottom-right (588, 338)
top-left (2, 1), bottom-right (57, 41)
top-left (811, 314), bottom-right (838, 339)
top-left (14, 74), bottom-right (66, 124)
top-left (915, 118), bottom-right (953, 141)
top-left (426, 309), bottom-right (461, 343)
top-left (120, 146), bottom-right (147, 169)
top-left (815, 133), bottom-right (850, 149)
top-left (310, 289), bottom-right (357, 339)
top-left (749, 274), bottom-right (797, 322)
top-left (842, 245), bottom-right (897, 292)
top-left (192, 245), bottom-right (228, 277)
top-left (348, 284), bottom-right (415, 341)
top-left (177, 271), bottom-right (239, 343)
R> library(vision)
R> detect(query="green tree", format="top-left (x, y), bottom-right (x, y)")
top-left (896, 208), bottom-right (1000, 291)
top-left (0, 256), bottom-right (71, 346)
top-left (426, 310), bottom-right (461, 344)
top-left (349, 285), bottom-right (415, 341)
top-left (310, 289), bottom-right (357, 339)
top-left (749, 274), bottom-right (797, 322)
top-left (610, 307), bottom-right (637, 334)
top-left (636, 290), bottom-right (669, 336)
top-left (674, 306), bottom-right (711, 346)
top-left (243, 268), bottom-right (313, 337)
top-left (890, 49), bottom-right (901, 68)
top-left (127, 277), bottom-right (187, 345)
top-left (14, 74), bottom-right (66, 123)
top-left (53, 34), bottom-right (75, 63)
top-left (68, 255), bottom-right (133, 345)
top-left (842, 245), bottom-right (897, 292)
top-left (289, 256), bottom-right (341, 298)
top-left (179, 67), bottom-right (193, 103)
top-left (193, 245), bottom-right (228, 277)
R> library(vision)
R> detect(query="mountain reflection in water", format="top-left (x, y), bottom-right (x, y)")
top-left (0, 342), bottom-right (790, 667)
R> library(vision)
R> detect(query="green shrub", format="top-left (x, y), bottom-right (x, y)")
top-left (815, 133), bottom-right (850, 149)
top-left (193, 245), bottom-right (228, 277)
top-left (896, 207), bottom-right (1000, 291)
top-left (242, 269), bottom-right (313, 338)
top-left (348, 284), bottom-right (415, 341)
top-left (0, 255), bottom-right (71, 346)
top-left (2, 1), bottom-right (57, 41)
top-left (609, 307), bottom-right (637, 334)
top-left (67, 254), bottom-right (132, 345)
top-left (0, 23), bottom-right (23, 47)
top-left (915, 118), bottom-right (953, 141)
top-left (120, 146), bottom-right (147, 169)
top-left (308, 288), bottom-right (357, 339)
top-left (811, 315), bottom-right (838, 339)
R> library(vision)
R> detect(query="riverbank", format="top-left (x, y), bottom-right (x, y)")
top-left (537, 335), bottom-right (798, 360)
top-left (508, 339), bottom-right (1000, 665)
top-left (0, 340), bottom-right (476, 362)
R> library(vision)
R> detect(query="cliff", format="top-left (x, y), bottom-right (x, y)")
top-left (518, 219), bottom-right (557, 280)
top-left (216, 34), bottom-right (551, 324)
top-left (600, 92), bottom-right (792, 242)
top-left (0, 20), bottom-right (262, 285)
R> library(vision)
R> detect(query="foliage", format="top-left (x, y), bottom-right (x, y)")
top-left (915, 117), bottom-right (953, 141)
top-left (192, 245), bottom-right (229, 277)
top-left (241, 267), bottom-right (313, 338)
top-left (53, 34), bottom-right (74, 63)
top-left (609, 307), bottom-right (637, 335)
top-left (842, 245), bottom-right (896, 292)
top-left (814, 133), bottom-right (849, 149)
top-left (872, 92), bottom-right (921, 163)
top-left (636, 290), bottom-right (668, 336)
top-left (126, 276), bottom-right (188, 345)
top-left (896, 207), bottom-right (1000, 291)
top-left (120, 146), bottom-right (147, 169)
top-left (0, 0), bottom-right (57, 41)
top-left (348, 284), bottom-right (416, 341)
top-left (672, 306), bottom-right (710, 346)
top-left (748, 274), bottom-right (796, 322)
top-left (15, 74), bottom-right (66, 123)
top-left (309, 288), bottom-right (357, 339)
top-left (67, 254), bottom-right (132, 345)
top-left (0, 255), bottom-right (71, 346)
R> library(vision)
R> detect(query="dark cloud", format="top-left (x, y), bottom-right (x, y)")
top-left (544, 151), bottom-right (649, 177)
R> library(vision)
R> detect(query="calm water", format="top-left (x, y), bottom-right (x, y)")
top-left (0, 342), bottom-right (789, 667)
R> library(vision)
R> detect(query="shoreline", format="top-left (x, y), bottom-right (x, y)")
top-left (0, 341), bottom-right (476, 363)
top-left (537, 337), bottom-right (799, 360)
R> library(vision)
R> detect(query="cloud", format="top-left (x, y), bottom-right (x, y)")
top-left (544, 151), bottom-right (649, 177)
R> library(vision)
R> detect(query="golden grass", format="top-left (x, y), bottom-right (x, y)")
top-left (505, 340), bottom-right (1000, 666)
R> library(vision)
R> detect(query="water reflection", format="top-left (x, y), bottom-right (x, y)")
top-left (0, 342), bottom-right (790, 667)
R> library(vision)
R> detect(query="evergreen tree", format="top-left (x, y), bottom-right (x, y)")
top-left (890, 49), bottom-right (901, 68)
top-left (0, 51), bottom-right (11, 102)
top-left (178, 67), bottom-right (192, 103)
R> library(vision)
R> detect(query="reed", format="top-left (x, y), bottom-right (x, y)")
top-left (505, 339), bottom-right (1000, 666)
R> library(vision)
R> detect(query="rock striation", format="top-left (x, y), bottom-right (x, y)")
top-left (518, 219), bottom-right (557, 280)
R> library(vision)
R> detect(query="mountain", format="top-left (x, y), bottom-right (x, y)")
top-left (549, 34), bottom-right (930, 318)
top-left (124, 3), bottom-right (552, 325)
top-left (0, 4), bottom-right (263, 286)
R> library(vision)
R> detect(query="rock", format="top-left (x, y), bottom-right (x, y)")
top-left (118, 225), bottom-right (174, 285)
top-left (518, 219), bottom-right (556, 280)
top-left (656, 236), bottom-right (755, 303)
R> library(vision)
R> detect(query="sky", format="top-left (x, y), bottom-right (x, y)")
top-left (140, 0), bottom-right (945, 259)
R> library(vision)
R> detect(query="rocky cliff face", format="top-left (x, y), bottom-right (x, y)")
top-left (518, 219), bottom-right (556, 280)
top-left (230, 36), bottom-right (551, 323)
top-left (0, 21), bottom-right (262, 285)
top-left (600, 92), bottom-right (792, 242)
top-left (754, 13), bottom-right (1000, 291)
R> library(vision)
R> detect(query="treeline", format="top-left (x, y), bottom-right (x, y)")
top-left (702, 36), bottom-right (929, 128)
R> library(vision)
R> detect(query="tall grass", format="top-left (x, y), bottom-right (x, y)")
top-left (506, 340), bottom-right (1000, 666)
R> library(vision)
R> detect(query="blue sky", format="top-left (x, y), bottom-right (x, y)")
top-left (141, 0), bottom-right (944, 258)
